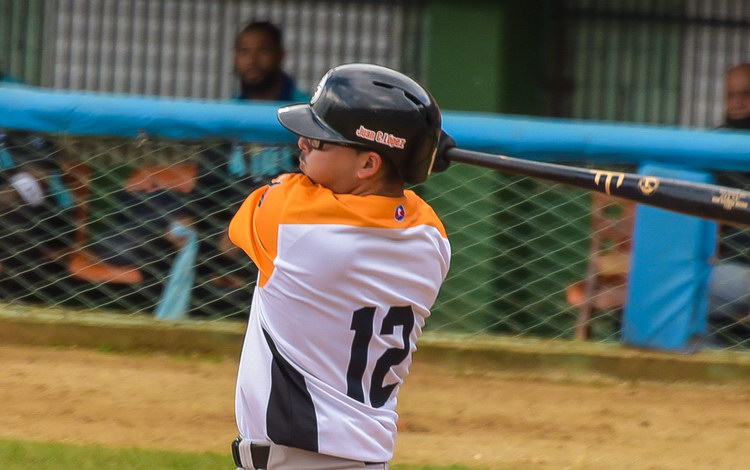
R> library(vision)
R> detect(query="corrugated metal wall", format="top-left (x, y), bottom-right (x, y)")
top-left (559, 0), bottom-right (750, 127)
top-left (680, 0), bottom-right (750, 128)
top-left (44, 0), bottom-right (424, 99)
top-left (8, 1), bottom-right (750, 126)
top-left (0, 0), bottom-right (46, 84)
top-left (562, 0), bottom-right (683, 125)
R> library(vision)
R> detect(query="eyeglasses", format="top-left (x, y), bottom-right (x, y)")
top-left (304, 138), bottom-right (326, 150)
top-left (302, 137), bottom-right (369, 152)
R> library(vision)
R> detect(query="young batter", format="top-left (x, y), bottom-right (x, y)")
top-left (228, 63), bottom-right (451, 470)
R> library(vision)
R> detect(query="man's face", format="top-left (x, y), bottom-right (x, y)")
top-left (725, 67), bottom-right (750, 121)
top-left (234, 30), bottom-right (283, 89)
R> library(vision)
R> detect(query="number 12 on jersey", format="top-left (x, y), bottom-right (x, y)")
top-left (346, 305), bottom-right (415, 408)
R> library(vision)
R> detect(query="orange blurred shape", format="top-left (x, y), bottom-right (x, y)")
top-left (68, 251), bottom-right (143, 284)
top-left (125, 164), bottom-right (198, 194)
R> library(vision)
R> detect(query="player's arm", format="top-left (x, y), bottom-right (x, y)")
top-left (228, 176), bottom-right (289, 283)
top-left (229, 186), bottom-right (269, 265)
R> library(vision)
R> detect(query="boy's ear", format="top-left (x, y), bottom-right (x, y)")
top-left (357, 151), bottom-right (382, 179)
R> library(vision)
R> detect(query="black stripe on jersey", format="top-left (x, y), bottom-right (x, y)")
top-left (262, 328), bottom-right (319, 452)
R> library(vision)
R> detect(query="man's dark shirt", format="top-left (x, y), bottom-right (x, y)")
top-left (237, 73), bottom-right (309, 102)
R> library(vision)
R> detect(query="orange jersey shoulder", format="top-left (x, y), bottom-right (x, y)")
top-left (229, 173), bottom-right (447, 285)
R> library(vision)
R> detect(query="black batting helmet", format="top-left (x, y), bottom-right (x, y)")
top-left (277, 63), bottom-right (442, 184)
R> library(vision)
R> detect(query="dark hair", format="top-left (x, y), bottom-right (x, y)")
top-left (236, 21), bottom-right (283, 50)
top-left (372, 151), bottom-right (404, 184)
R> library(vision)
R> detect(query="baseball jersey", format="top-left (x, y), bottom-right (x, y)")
top-left (229, 173), bottom-right (450, 462)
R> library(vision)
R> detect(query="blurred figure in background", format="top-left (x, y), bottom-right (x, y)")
top-left (195, 21), bottom-right (310, 283)
top-left (234, 20), bottom-right (309, 103)
top-left (188, 20), bottom-right (311, 315)
top-left (0, 72), bottom-right (75, 301)
top-left (74, 21), bottom-right (311, 318)
top-left (723, 63), bottom-right (750, 129)
top-left (0, 130), bottom-right (75, 301)
top-left (708, 62), bottom-right (750, 343)
top-left (230, 20), bottom-right (310, 180)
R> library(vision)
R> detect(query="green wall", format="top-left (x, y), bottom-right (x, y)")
top-left (421, 1), bottom-right (588, 336)
top-left (423, 0), bottom-right (552, 115)
top-left (423, 1), bottom-right (506, 112)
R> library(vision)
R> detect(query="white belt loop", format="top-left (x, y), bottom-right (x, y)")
top-left (237, 439), bottom-right (271, 470)
top-left (237, 438), bottom-right (254, 469)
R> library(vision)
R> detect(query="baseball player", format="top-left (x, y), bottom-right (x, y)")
top-left (228, 63), bottom-right (452, 469)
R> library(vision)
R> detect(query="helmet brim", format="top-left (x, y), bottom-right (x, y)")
top-left (277, 104), bottom-right (346, 142)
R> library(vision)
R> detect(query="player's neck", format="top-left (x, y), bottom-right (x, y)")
top-left (348, 177), bottom-right (404, 198)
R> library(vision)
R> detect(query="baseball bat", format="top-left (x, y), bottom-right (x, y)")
top-left (444, 147), bottom-right (750, 226)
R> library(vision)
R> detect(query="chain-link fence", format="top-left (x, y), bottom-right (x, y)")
top-left (0, 131), bottom-right (604, 336)
top-left (0, 127), bottom-right (639, 344)
top-left (707, 171), bottom-right (750, 349)
top-left (3, 90), bottom-right (750, 351)
top-left (0, 131), bottom-right (287, 320)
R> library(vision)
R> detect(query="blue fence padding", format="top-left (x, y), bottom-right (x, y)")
top-left (443, 111), bottom-right (750, 169)
top-left (623, 164), bottom-right (718, 352)
top-left (3, 84), bottom-right (750, 170)
top-left (0, 83), bottom-right (288, 143)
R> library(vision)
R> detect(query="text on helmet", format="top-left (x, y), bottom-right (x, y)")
top-left (355, 125), bottom-right (406, 149)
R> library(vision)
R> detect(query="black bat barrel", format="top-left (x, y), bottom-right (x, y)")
top-left (445, 147), bottom-right (750, 226)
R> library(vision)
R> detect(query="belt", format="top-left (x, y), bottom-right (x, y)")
top-left (231, 436), bottom-right (386, 469)
top-left (232, 437), bottom-right (270, 469)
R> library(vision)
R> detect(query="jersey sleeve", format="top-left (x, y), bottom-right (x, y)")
top-left (228, 180), bottom-right (282, 286)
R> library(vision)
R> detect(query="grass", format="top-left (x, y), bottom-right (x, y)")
top-left (0, 439), bottom-right (227, 470)
top-left (0, 438), bottom-right (485, 470)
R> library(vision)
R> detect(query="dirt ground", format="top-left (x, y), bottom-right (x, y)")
top-left (0, 344), bottom-right (749, 470)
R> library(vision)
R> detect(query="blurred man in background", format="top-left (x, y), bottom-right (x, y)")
top-left (81, 21), bottom-right (312, 318)
top-left (723, 63), bottom-right (750, 129)
top-left (193, 21), bottom-right (310, 292)
top-left (230, 20), bottom-right (310, 179)
top-left (708, 63), bottom-right (750, 343)
top-left (233, 20), bottom-right (309, 102)
top-left (187, 21), bottom-right (312, 314)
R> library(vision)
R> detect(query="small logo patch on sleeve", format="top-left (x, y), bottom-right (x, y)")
top-left (394, 204), bottom-right (406, 221)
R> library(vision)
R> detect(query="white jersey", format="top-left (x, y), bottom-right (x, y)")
top-left (229, 173), bottom-right (451, 462)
